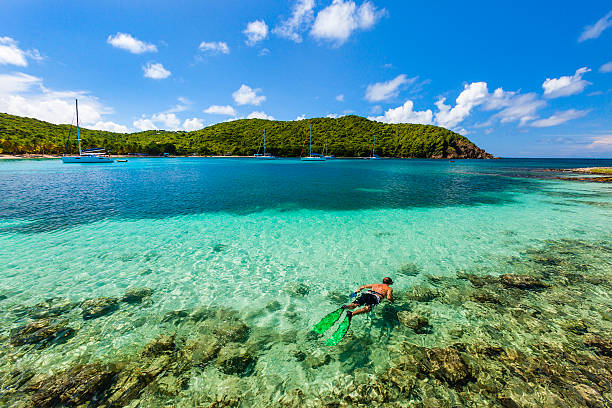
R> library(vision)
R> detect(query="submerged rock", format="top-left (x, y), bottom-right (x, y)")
top-left (121, 287), bottom-right (153, 304)
top-left (583, 335), bottom-right (612, 357)
top-left (397, 311), bottom-right (429, 333)
top-left (29, 362), bottom-right (120, 407)
top-left (285, 282), bottom-right (310, 296)
top-left (10, 318), bottom-right (75, 347)
top-left (500, 274), bottom-right (548, 290)
top-left (27, 297), bottom-right (76, 319)
top-left (213, 320), bottom-right (250, 342)
top-left (420, 347), bottom-right (472, 388)
top-left (397, 262), bottom-right (421, 276)
top-left (186, 334), bottom-right (222, 367)
top-left (573, 384), bottom-right (605, 407)
top-left (141, 334), bottom-right (176, 357)
top-left (405, 285), bottom-right (439, 302)
top-left (457, 272), bottom-right (498, 288)
top-left (81, 297), bottom-right (119, 320)
top-left (216, 343), bottom-right (256, 375)
top-left (305, 350), bottom-right (331, 369)
top-left (563, 319), bottom-right (588, 335)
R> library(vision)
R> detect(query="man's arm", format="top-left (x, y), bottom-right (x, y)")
top-left (387, 288), bottom-right (394, 303)
top-left (357, 284), bottom-right (373, 292)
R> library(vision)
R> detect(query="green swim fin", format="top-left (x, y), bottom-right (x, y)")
top-left (313, 308), bottom-right (343, 334)
top-left (325, 314), bottom-right (351, 346)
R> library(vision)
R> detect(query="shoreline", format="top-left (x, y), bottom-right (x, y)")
top-left (0, 154), bottom-right (492, 160)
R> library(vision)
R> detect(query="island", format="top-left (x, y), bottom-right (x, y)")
top-left (0, 113), bottom-right (494, 159)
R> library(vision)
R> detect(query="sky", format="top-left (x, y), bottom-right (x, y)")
top-left (0, 0), bottom-right (611, 157)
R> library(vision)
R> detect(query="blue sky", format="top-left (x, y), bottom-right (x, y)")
top-left (1, 0), bottom-right (611, 157)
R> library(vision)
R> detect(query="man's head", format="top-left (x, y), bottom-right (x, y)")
top-left (383, 277), bottom-right (393, 285)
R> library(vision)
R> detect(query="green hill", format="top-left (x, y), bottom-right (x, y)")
top-left (0, 113), bottom-right (494, 158)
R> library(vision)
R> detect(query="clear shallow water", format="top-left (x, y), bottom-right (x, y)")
top-left (0, 158), bottom-right (611, 407)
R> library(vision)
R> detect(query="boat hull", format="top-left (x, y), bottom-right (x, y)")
top-left (255, 156), bottom-right (276, 160)
top-left (62, 156), bottom-right (114, 163)
top-left (301, 157), bottom-right (326, 161)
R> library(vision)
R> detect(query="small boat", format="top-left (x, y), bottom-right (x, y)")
top-left (117, 159), bottom-right (128, 162)
top-left (255, 130), bottom-right (275, 159)
top-left (62, 99), bottom-right (113, 164)
top-left (301, 124), bottom-right (325, 161)
top-left (323, 141), bottom-right (335, 159)
top-left (366, 133), bottom-right (381, 160)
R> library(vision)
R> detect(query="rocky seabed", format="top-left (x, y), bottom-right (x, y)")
top-left (0, 238), bottom-right (610, 407)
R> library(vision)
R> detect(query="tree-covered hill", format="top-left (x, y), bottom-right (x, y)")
top-left (0, 113), bottom-right (494, 158)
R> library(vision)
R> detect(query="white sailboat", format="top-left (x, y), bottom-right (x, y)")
top-left (301, 124), bottom-right (325, 161)
top-left (62, 99), bottom-right (114, 163)
top-left (254, 129), bottom-right (275, 159)
top-left (324, 139), bottom-right (335, 159)
top-left (367, 132), bottom-right (380, 160)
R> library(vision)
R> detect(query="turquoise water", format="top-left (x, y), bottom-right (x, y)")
top-left (0, 158), bottom-right (611, 407)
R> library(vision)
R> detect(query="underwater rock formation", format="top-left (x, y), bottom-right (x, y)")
top-left (285, 282), bottom-right (311, 296)
top-left (397, 311), bottom-right (429, 333)
top-left (500, 274), bottom-right (548, 290)
top-left (121, 287), bottom-right (153, 304)
top-left (28, 362), bottom-right (120, 407)
top-left (81, 297), bottom-right (119, 320)
top-left (10, 318), bottom-right (75, 347)
top-left (404, 285), bottom-right (439, 302)
top-left (26, 297), bottom-right (77, 319)
top-left (216, 343), bottom-right (256, 375)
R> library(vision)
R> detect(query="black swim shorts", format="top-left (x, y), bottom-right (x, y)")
top-left (355, 293), bottom-right (380, 307)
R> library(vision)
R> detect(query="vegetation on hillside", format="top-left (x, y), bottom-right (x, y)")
top-left (0, 113), bottom-right (494, 158)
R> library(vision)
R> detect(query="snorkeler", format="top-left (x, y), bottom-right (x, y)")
top-left (313, 277), bottom-right (394, 346)
top-left (343, 277), bottom-right (394, 319)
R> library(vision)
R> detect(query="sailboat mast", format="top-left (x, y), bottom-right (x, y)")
top-left (76, 99), bottom-right (81, 155)
top-left (371, 133), bottom-right (376, 157)
top-left (263, 129), bottom-right (266, 155)
top-left (309, 124), bottom-right (312, 156)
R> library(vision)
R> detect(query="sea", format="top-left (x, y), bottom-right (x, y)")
top-left (0, 158), bottom-right (610, 407)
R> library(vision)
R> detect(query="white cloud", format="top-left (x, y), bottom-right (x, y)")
top-left (204, 105), bottom-right (237, 116)
top-left (369, 100), bottom-right (433, 124)
top-left (107, 32), bottom-right (157, 54)
top-left (143, 62), bottom-right (171, 79)
top-left (295, 114), bottom-right (307, 121)
top-left (542, 67), bottom-right (591, 98)
top-left (0, 72), bottom-right (41, 94)
top-left (311, 0), bottom-right (385, 45)
top-left (587, 135), bottom-right (612, 149)
top-left (133, 112), bottom-right (181, 131)
top-left (90, 121), bottom-right (130, 133)
top-left (199, 41), bottom-right (230, 55)
top-left (258, 48), bottom-right (271, 56)
top-left (166, 97), bottom-right (190, 113)
top-left (530, 109), bottom-right (589, 127)
top-left (273, 0), bottom-right (315, 43)
top-left (578, 11), bottom-right (612, 42)
top-left (133, 118), bottom-right (157, 131)
top-left (434, 82), bottom-right (488, 129)
top-left (493, 93), bottom-right (546, 126)
top-left (326, 113), bottom-right (340, 118)
top-left (0, 72), bottom-right (119, 127)
top-left (600, 61), bottom-right (612, 73)
top-left (0, 37), bottom-right (28, 66)
top-left (244, 20), bottom-right (269, 46)
top-left (183, 117), bottom-right (204, 131)
top-left (365, 74), bottom-right (413, 102)
top-left (247, 111), bottom-right (275, 120)
top-left (232, 84), bottom-right (266, 105)
top-left (336, 93), bottom-right (344, 101)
